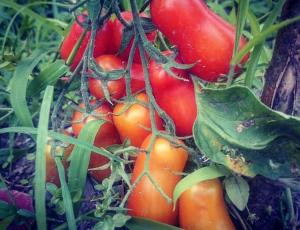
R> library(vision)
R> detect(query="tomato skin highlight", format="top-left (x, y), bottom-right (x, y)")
top-left (72, 101), bottom-right (121, 181)
top-left (88, 55), bottom-right (145, 100)
top-left (179, 179), bottom-right (235, 230)
top-left (150, 0), bottom-right (248, 82)
top-left (149, 53), bottom-right (197, 136)
top-left (60, 14), bottom-right (113, 70)
top-left (113, 93), bottom-right (163, 147)
top-left (127, 135), bottom-right (188, 225)
top-left (111, 11), bottom-right (157, 63)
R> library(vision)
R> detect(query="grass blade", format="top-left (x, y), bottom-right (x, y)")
top-left (27, 60), bottom-right (69, 97)
top-left (227, 0), bottom-right (249, 85)
top-left (0, 0), bottom-right (66, 36)
top-left (244, 0), bottom-right (286, 87)
top-left (0, 127), bottom-right (121, 163)
top-left (35, 85), bottom-right (54, 230)
top-left (232, 15), bottom-right (300, 65)
top-left (68, 120), bottom-right (105, 201)
top-left (9, 50), bottom-right (46, 128)
top-left (55, 158), bottom-right (77, 230)
top-left (233, 0), bottom-right (249, 55)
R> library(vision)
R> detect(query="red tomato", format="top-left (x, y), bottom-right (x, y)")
top-left (155, 84), bottom-right (197, 137)
top-left (150, 0), bottom-right (248, 82)
top-left (149, 51), bottom-right (190, 92)
top-left (111, 11), bottom-right (157, 63)
top-left (149, 52), bottom-right (197, 136)
top-left (88, 55), bottom-right (145, 100)
top-left (179, 179), bottom-right (235, 230)
top-left (127, 135), bottom-right (188, 225)
top-left (113, 93), bottom-right (163, 147)
top-left (72, 101), bottom-right (121, 181)
top-left (60, 14), bottom-right (114, 70)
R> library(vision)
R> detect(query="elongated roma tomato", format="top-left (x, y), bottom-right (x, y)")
top-left (111, 11), bottom-right (157, 63)
top-left (179, 179), bottom-right (235, 230)
top-left (88, 55), bottom-right (145, 100)
top-left (149, 52), bottom-right (197, 136)
top-left (150, 0), bottom-right (248, 82)
top-left (113, 93), bottom-right (163, 147)
top-left (155, 84), bottom-right (197, 137)
top-left (60, 14), bottom-right (113, 70)
top-left (127, 135), bottom-right (188, 225)
top-left (72, 101), bottom-right (121, 181)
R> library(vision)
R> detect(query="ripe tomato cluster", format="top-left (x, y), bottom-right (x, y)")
top-left (51, 0), bottom-right (249, 228)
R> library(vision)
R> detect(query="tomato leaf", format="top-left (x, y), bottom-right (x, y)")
top-left (119, 26), bottom-right (134, 55)
top-left (125, 217), bottom-right (183, 230)
top-left (193, 84), bottom-right (300, 179)
top-left (173, 165), bottom-right (228, 206)
top-left (224, 175), bottom-right (249, 211)
top-left (112, 213), bottom-right (131, 228)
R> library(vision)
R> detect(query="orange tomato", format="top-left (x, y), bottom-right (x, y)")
top-left (127, 135), bottom-right (188, 225)
top-left (113, 93), bottom-right (163, 147)
top-left (72, 101), bottom-right (121, 181)
top-left (179, 179), bottom-right (235, 230)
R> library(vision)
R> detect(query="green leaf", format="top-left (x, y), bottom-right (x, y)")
top-left (27, 60), bottom-right (69, 97)
top-left (68, 120), bottom-right (105, 201)
top-left (193, 84), bottom-right (300, 179)
top-left (9, 49), bottom-right (45, 127)
top-left (126, 217), bottom-right (183, 230)
top-left (0, 0), bottom-right (65, 36)
top-left (112, 213), bottom-right (131, 228)
top-left (173, 165), bottom-right (228, 206)
top-left (224, 175), bottom-right (249, 211)
top-left (55, 158), bottom-right (76, 230)
top-left (35, 85), bottom-right (54, 230)
top-left (93, 216), bottom-right (114, 230)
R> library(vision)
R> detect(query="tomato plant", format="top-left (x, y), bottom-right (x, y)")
top-left (113, 93), bottom-right (163, 147)
top-left (3, 0), bottom-right (295, 229)
top-left (111, 11), bottom-right (157, 63)
top-left (149, 52), bottom-right (197, 136)
top-left (150, 0), bottom-right (248, 82)
top-left (127, 135), bottom-right (188, 225)
top-left (179, 179), bottom-right (235, 230)
top-left (88, 55), bottom-right (145, 100)
top-left (60, 13), bottom-right (114, 70)
top-left (72, 101), bottom-right (121, 181)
